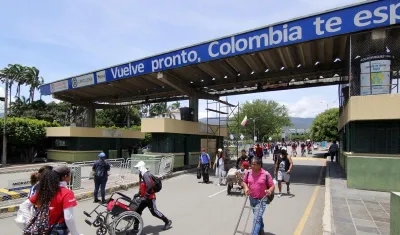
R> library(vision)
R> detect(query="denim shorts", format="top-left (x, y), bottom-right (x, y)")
top-left (49, 223), bottom-right (68, 235)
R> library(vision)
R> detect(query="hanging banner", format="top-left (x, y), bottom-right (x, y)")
top-left (359, 54), bottom-right (392, 96)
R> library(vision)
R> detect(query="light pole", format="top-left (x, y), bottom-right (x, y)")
top-left (249, 118), bottom-right (257, 142)
top-left (2, 76), bottom-right (8, 166)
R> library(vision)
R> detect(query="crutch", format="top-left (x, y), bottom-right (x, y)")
top-left (249, 194), bottom-right (268, 235)
top-left (233, 196), bottom-right (252, 235)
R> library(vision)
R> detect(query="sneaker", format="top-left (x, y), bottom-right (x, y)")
top-left (277, 193), bottom-right (282, 198)
top-left (101, 200), bottom-right (107, 204)
top-left (163, 220), bottom-right (172, 230)
top-left (259, 229), bottom-right (265, 235)
top-left (217, 183), bottom-right (220, 186)
top-left (94, 199), bottom-right (100, 203)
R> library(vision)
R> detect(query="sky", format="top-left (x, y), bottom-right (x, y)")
top-left (0, 0), bottom-right (364, 118)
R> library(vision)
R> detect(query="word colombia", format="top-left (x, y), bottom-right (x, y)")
top-left (207, 24), bottom-right (301, 58)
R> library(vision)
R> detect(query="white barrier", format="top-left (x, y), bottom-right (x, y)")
top-left (158, 155), bottom-right (175, 177)
top-left (0, 162), bottom-right (68, 206)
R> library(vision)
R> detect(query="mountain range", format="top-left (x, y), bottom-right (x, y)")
top-left (198, 117), bottom-right (314, 131)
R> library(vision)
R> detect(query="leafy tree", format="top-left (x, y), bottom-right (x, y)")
top-left (0, 117), bottom-right (59, 162)
top-left (230, 99), bottom-right (291, 141)
top-left (96, 107), bottom-right (141, 127)
top-left (310, 108), bottom-right (339, 141)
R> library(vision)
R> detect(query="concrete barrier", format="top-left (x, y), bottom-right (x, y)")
top-left (391, 192), bottom-right (400, 235)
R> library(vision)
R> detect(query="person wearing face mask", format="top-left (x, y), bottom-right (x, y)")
top-left (133, 161), bottom-right (172, 231)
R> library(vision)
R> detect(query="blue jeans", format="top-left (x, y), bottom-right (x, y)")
top-left (249, 197), bottom-right (267, 235)
top-left (94, 177), bottom-right (108, 201)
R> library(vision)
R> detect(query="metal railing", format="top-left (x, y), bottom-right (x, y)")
top-left (0, 155), bottom-right (176, 209)
top-left (0, 162), bottom-right (68, 207)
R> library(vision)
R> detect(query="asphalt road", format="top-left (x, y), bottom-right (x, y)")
top-left (0, 155), bottom-right (326, 235)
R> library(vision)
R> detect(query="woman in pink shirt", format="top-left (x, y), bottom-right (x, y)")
top-left (242, 157), bottom-right (275, 235)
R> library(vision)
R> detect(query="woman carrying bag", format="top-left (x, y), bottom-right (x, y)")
top-left (213, 148), bottom-right (226, 186)
top-left (17, 166), bottom-right (82, 235)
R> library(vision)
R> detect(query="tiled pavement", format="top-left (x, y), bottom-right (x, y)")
top-left (328, 161), bottom-right (391, 235)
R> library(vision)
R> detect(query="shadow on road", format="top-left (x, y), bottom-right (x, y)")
top-left (141, 224), bottom-right (165, 234)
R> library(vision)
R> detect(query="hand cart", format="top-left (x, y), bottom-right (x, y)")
top-left (233, 195), bottom-right (268, 235)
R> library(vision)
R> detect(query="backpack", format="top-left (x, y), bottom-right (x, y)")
top-left (150, 174), bottom-right (162, 193)
top-left (95, 161), bottom-right (106, 178)
top-left (246, 171), bottom-right (275, 204)
top-left (23, 203), bottom-right (52, 235)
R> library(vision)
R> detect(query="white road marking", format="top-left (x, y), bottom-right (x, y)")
top-left (208, 189), bottom-right (227, 198)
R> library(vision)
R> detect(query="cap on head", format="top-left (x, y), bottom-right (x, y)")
top-left (98, 152), bottom-right (106, 158)
top-left (242, 161), bottom-right (249, 169)
top-left (53, 166), bottom-right (73, 176)
top-left (134, 161), bottom-right (146, 168)
top-left (218, 148), bottom-right (223, 152)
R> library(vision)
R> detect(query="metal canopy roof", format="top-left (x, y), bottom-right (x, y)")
top-left (40, 0), bottom-right (400, 107)
top-left (54, 35), bottom-right (349, 106)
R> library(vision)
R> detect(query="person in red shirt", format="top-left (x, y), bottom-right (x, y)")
top-left (18, 166), bottom-right (82, 235)
top-left (133, 161), bottom-right (172, 231)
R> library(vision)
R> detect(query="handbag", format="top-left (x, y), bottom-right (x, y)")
top-left (196, 168), bottom-right (202, 179)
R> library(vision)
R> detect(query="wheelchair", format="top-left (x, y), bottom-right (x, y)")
top-left (83, 192), bottom-right (144, 235)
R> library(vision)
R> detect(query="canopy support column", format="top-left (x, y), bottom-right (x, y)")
top-left (189, 96), bottom-right (199, 122)
top-left (86, 104), bottom-right (96, 127)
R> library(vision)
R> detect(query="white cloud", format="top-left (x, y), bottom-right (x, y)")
top-left (1, 0), bottom-right (358, 113)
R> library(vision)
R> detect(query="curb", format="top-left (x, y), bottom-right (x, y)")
top-left (0, 167), bottom-right (199, 214)
top-left (322, 158), bottom-right (333, 234)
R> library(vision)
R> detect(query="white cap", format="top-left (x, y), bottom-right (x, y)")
top-left (281, 146), bottom-right (287, 151)
top-left (218, 148), bottom-right (223, 152)
top-left (134, 161), bottom-right (146, 168)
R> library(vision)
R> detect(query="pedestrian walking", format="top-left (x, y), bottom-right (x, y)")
top-left (133, 161), bottom-right (172, 231)
top-left (198, 147), bottom-right (211, 183)
top-left (18, 166), bottom-right (82, 235)
top-left (242, 157), bottom-right (275, 235)
top-left (213, 148), bottom-right (226, 186)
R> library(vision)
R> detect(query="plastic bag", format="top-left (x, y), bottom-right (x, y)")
top-left (273, 178), bottom-right (278, 185)
top-left (15, 202), bottom-right (34, 230)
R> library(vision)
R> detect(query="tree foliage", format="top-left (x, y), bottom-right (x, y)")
top-left (9, 99), bottom-right (87, 126)
top-left (0, 64), bottom-right (44, 105)
top-left (230, 99), bottom-right (291, 141)
top-left (310, 108), bottom-right (339, 141)
top-left (0, 118), bottom-right (59, 162)
top-left (96, 107), bottom-right (141, 127)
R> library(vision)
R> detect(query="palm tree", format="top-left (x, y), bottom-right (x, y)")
top-left (25, 67), bottom-right (43, 103)
top-left (15, 66), bottom-right (29, 98)
top-left (0, 64), bottom-right (25, 107)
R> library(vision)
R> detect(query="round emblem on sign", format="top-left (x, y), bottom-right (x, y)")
top-left (72, 78), bottom-right (78, 88)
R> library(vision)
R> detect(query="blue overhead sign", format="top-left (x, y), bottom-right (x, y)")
top-left (40, 0), bottom-right (400, 96)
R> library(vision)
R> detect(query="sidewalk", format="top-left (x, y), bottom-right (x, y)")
top-left (325, 160), bottom-right (390, 235)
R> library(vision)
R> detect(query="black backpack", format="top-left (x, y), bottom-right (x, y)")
top-left (150, 174), bottom-right (162, 193)
top-left (95, 161), bottom-right (106, 178)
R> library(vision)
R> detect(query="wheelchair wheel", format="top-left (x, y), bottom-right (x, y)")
top-left (110, 211), bottom-right (144, 235)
